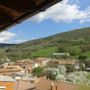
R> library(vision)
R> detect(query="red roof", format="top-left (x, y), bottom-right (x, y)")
top-left (15, 81), bottom-right (35, 90)
top-left (36, 78), bottom-right (79, 90)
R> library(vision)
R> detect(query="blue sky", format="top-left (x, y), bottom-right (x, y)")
top-left (0, 0), bottom-right (90, 44)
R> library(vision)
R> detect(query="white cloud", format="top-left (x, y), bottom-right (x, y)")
top-left (12, 39), bottom-right (27, 44)
top-left (12, 37), bottom-right (40, 44)
top-left (31, 0), bottom-right (90, 23)
top-left (80, 6), bottom-right (90, 23)
top-left (0, 31), bottom-right (16, 43)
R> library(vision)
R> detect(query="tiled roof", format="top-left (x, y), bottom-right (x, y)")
top-left (36, 78), bottom-right (79, 90)
top-left (15, 81), bottom-right (35, 90)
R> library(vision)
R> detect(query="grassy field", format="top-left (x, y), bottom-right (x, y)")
top-left (31, 47), bottom-right (57, 57)
top-left (30, 45), bottom-right (90, 59)
top-left (83, 51), bottom-right (90, 58)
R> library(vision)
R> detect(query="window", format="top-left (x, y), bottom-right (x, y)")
top-left (0, 86), bottom-right (6, 90)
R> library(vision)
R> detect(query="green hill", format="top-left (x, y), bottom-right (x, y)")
top-left (20, 27), bottom-right (90, 47)
top-left (2, 27), bottom-right (90, 61)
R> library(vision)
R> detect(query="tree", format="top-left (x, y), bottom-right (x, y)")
top-left (66, 65), bottom-right (75, 72)
top-left (32, 67), bottom-right (44, 77)
top-left (78, 55), bottom-right (87, 62)
top-left (45, 65), bottom-right (67, 81)
top-left (80, 45), bottom-right (90, 52)
top-left (67, 48), bottom-right (80, 56)
top-left (0, 49), bottom-right (7, 64)
top-left (78, 55), bottom-right (88, 70)
top-left (45, 68), bottom-right (58, 80)
top-left (57, 46), bottom-right (67, 53)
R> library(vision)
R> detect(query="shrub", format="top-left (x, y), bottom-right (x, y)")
top-left (32, 67), bottom-right (44, 77)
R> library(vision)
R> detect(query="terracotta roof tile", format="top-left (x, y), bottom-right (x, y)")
top-left (36, 78), bottom-right (79, 90)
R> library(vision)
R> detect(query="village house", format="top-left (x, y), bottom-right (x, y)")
top-left (0, 75), bottom-right (15, 90)
top-left (15, 60), bottom-right (33, 66)
top-left (34, 57), bottom-right (51, 67)
top-left (48, 59), bottom-right (80, 69)
top-left (15, 80), bottom-right (36, 90)
top-left (35, 77), bottom-right (79, 90)
top-left (33, 63), bottom-right (39, 69)
top-left (74, 63), bottom-right (80, 70)
top-left (48, 59), bottom-right (76, 65)
top-left (15, 60), bottom-right (35, 73)
top-left (2, 58), bottom-right (51, 74)
top-left (85, 60), bottom-right (90, 71)
top-left (0, 65), bottom-right (23, 75)
top-left (53, 52), bottom-right (70, 57)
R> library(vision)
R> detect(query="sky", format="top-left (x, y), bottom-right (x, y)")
top-left (0, 0), bottom-right (90, 44)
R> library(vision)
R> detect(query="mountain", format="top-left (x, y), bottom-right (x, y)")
top-left (2, 27), bottom-right (90, 60)
top-left (0, 43), bottom-right (16, 48)
top-left (18, 27), bottom-right (90, 48)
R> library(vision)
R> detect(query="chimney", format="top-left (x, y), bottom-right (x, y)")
top-left (51, 83), bottom-right (55, 90)
top-left (56, 86), bottom-right (58, 90)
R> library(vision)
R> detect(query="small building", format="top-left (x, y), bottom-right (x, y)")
top-left (0, 65), bottom-right (23, 75)
top-left (33, 63), bottom-right (39, 68)
top-left (34, 57), bottom-right (51, 67)
top-left (0, 75), bottom-right (15, 90)
top-left (48, 59), bottom-right (76, 66)
top-left (74, 64), bottom-right (80, 70)
top-left (53, 53), bottom-right (70, 57)
top-left (84, 60), bottom-right (90, 71)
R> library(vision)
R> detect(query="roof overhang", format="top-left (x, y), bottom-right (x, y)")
top-left (0, 0), bottom-right (62, 31)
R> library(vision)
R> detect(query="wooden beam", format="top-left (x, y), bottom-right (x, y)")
top-left (32, 0), bottom-right (44, 5)
top-left (0, 4), bottom-right (21, 19)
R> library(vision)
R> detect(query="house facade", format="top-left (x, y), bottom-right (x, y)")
top-left (0, 75), bottom-right (15, 90)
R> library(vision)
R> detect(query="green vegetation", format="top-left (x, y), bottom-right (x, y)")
top-left (78, 55), bottom-right (88, 61)
top-left (83, 51), bottom-right (90, 58)
top-left (78, 85), bottom-right (90, 90)
top-left (45, 65), bottom-right (90, 85)
top-left (0, 27), bottom-right (90, 62)
top-left (31, 47), bottom-right (57, 57)
top-left (32, 67), bottom-right (44, 77)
